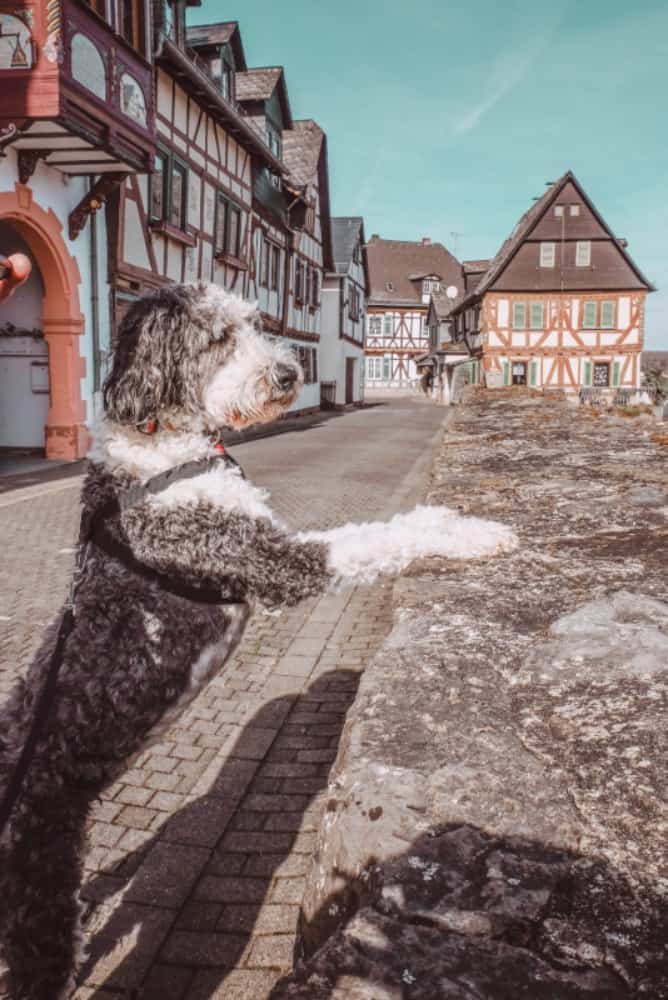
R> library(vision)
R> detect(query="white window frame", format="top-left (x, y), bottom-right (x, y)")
top-left (540, 242), bottom-right (555, 268)
top-left (570, 204), bottom-right (581, 217)
top-left (600, 300), bottom-right (616, 329)
top-left (576, 241), bottom-right (591, 267)
top-left (582, 301), bottom-right (597, 329)
top-left (512, 302), bottom-right (527, 329)
top-left (383, 314), bottom-right (393, 336)
top-left (554, 205), bottom-right (564, 218)
top-left (529, 302), bottom-right (544, 330)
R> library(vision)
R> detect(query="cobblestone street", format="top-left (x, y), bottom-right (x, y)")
top-left (0, 397), bottom-right (445, 999)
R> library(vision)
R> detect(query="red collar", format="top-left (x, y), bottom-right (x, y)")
top-left (138, 419), bottom-right (225, 455)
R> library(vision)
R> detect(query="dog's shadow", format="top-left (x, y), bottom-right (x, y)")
top-left (79, 668), bottom-right (360, 998)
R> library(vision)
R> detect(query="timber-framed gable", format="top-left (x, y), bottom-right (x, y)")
top-left (450, 171), bottom-right (654, 393)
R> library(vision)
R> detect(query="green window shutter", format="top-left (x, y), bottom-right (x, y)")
top-left (383, 355), bottom-right (391, 380)
top-left (583, 360), bottom-right (592, 386)
top-left (503, 362), bottom-right (511, 385)
top-left (612, 361), bottom-right (621, 387)
top-left (530, 303), bottom-right (544, 329)
top-left (512, 303), bottom-right (526, 329)
top-left (583, 301), bottom-right (597, 328)
top-left (601, 301), bottom-right (615, 328)
top-left (529, 360), bottom-right (538, 386)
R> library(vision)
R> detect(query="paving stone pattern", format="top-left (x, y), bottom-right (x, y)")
top-left (0, 397), bottom-right (445, 999)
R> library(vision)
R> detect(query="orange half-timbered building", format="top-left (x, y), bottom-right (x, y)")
top-left (450, 171), bottom-right (654, 393)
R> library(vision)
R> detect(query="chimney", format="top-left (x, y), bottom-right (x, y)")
top-left (422, 237), bottom-right (432, 246)
top-left (370, 233), bottom-right (380, 241)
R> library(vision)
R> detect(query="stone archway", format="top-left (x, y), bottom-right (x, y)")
top-left (0, 182), bottom-right (87, 460)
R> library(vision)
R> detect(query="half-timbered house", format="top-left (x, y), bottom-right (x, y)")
top-left (108, 14), bottom-right (285, 338)
top-left (321, 216), bottom-right (368, 406)
top-left (0, 0), bottom-right (156, 457)
top-left (450, 171), bottom-right (655, 394)
top-left (365, 236), bottom-right (462, 391)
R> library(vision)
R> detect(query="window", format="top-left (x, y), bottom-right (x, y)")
top-left (311, 269), bottom-right (319, 307)
top-left (368, 316), bottom-right (381, 338)
top-left (266, 121), bottom-right (281, 164)
top-left (593, 362), bottom-right (609, 387)
top-left (554, 205), bottom-right (564, 218)
top-left (512, 303), bottom-right (527, 329)
top-left (312, 348), bottom-right (318, 383)
top-left (305, 204), bottom-right (315, 233)
top-left (270, 244), bottom-right (280, 291)
top-left (582, 301), bottom-right (597, 329)
top-left (295, 260), bottom-right (304, 304)
top-left (530, 303), bottom-right (544, 329)
top-left (600, 300), bottom-right (615, 329)
top-left (169, 159), bottom-right (187, 229)
top-left (214, 193), bottom-right (242, 258)
top-left (120, 0), bottom-right (145, 54)
top-left (576, 241), bottom-right (591, 267)
top-left (349, 284), bottom-right (361, 321)
top-left (422, 278), bottom-right (440, 295)
top-left (540, 242), bottom-right (555, 268)
top-left (149, 151), bottom-right (166, 222)
top-left (383, 314), bottom-right (393, 336)
top-left (570, 204), bottom-right (580, 216)
top-left (383, 355), bottom-right (391, 380)
top-left (260, 236), bottom-right (270, 287)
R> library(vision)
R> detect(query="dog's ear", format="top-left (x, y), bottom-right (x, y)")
top-left (103, 286), bottom-right (192, 426)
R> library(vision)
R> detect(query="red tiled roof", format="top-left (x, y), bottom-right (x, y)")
top-left (366, 238), bottom-right (463, 306)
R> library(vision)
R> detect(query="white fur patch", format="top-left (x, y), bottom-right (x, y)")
top-left (152, 464), bottom-right (280, 523)
top-left (88, 418), bottom-right (213, 480)
top-left (203, 325), bottom-right (301, 426)
top-left (299, 505), bottom-right (518, 584)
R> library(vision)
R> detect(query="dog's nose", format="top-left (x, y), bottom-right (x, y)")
top-left (274, 363), bottom-right (299, 391)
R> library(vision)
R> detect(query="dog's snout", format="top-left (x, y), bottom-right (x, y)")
top-left (274, 363), bottom-right (299, 391)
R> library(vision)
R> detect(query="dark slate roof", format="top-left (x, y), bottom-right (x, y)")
top-left (186, 21), bottom-right (247, 71)
top-left (282, 119), bottom-right (324, 187)
top-left (331, 217), bottom-right (364, 273)
top-left (366, 238), bottom-right (463, 306)
top-left (187, 21), bottom-right (236, 46)
top-left (456, 170), bottom-right (654, 309)
top-left (430, 289), bottom-right (463, 320)
top-left (235, 67), bottom-right (282, 101)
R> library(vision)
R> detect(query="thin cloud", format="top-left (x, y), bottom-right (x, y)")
top-left (453, 24), bottom-right (556, 134)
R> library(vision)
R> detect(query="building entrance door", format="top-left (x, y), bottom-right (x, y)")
top-left (345, 357), bottom-right (355, 404)
top-left (512, 361), bottom-right (527, 385)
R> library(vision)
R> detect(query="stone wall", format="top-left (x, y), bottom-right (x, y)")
top-left (272, 389), bottom-right (668, 999)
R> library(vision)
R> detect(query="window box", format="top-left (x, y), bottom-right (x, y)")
top-left (149, 220), bottom-right (196, 246)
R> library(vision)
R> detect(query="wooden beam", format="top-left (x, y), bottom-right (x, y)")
top-left (69, 172), bottom-right (128, 241)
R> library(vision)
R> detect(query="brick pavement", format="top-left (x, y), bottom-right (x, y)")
top-left (0, 397), bottom-right (446, 999)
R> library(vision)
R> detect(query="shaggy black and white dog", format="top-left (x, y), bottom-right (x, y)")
top-left (0, 283), bottom-right (516, 999)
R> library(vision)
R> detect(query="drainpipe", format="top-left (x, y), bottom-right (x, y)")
top-left (89, 176), bottom-right (101, 396)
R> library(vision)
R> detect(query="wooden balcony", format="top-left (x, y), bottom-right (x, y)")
top-left (0, 0), bottom-right (155, 174)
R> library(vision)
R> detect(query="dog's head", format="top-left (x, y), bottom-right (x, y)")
top-left (103, 283), bottom-right (303, 431)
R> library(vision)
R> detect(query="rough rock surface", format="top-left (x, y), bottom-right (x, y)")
top-left (271, 390), bottom-right (668, 999)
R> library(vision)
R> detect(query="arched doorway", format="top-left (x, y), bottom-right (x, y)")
top-left (0, 183), bottom-right (87, 460)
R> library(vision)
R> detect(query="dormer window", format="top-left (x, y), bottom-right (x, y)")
top-left (422, 278), bottom-right (440, 295)
top-left (266, 121), bottom-right (281, 159)
top-left (210, 51), bottom-right (234, 102)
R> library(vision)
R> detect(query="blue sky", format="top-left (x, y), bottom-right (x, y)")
top-left (194, 0), bottom-right (667, 348)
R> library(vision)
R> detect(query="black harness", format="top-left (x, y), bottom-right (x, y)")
top-left (0, 449), bottom-right (243, 838)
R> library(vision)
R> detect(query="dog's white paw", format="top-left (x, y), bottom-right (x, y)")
top-left (300, 505), bottom-right (518, 584)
